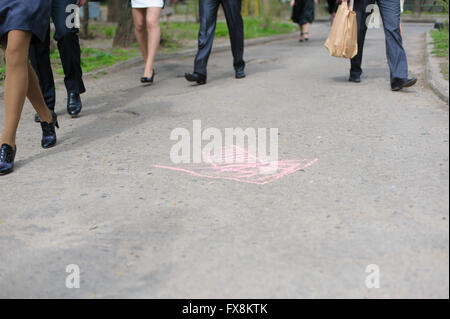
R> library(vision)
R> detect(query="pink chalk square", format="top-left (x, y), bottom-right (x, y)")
top-left (155, 145), bottom-right (318, 185)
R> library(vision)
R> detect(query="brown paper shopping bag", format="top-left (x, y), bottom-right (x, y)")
top-left (324, 1), bottom-right (358, 59)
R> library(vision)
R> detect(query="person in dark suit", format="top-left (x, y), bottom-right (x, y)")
top-left (30, 0), bottom-right (86, 122)
top-left (348, 0), bottom-right (416, 91)
top-left (185, 0), bottom-right (246, 85)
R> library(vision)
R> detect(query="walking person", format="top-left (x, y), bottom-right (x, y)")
top-left (185, 0), bottom-right (246, 85)
top-left (348, 0), bottom-right (417, 91)
top-left (291, 0), bottom-right (318, 42)
top-left (327, 0), bottom-right (338, 23)
top-left (0, 0), bottom-right (59, 176)
top-left (30, 0), bottom-right (87, 122)
top-left (131, 0), bottom-right (165, 84)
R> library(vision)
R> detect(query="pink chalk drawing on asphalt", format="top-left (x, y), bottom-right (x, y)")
top-left (154, 145), bottom-right (318, 185)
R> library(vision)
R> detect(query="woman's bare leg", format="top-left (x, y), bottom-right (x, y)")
top-left (303, 23), bottom-right (310, 39)
top-left (1, 31), bottom-right (31, 146)
top-left (132, 8), bottom-right (149, 67)
top-left (299, 24), bottom-right (304, 40)
top-left (143, 7), bottom-right (162, 78)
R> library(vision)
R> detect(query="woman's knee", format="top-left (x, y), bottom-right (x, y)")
top-left (5, 42), bottom-right (28, 68)
top-left (134, 20), bottom-right (146, 33)
top-left (146, 16), bottom-right (160, 30)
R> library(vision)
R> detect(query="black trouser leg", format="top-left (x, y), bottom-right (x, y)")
top-left (53, 0), bottom-right (86, 95)
top-left (194, 0), bottom-right (221, 76)
top-left (350, 0), bottom-right (375, 78)
top-left (29, 27), bottom-right (56, 111)
top-left (221, 0), bottom-right (245, 72)
top-left (57, 33), bottom-right (86, 94)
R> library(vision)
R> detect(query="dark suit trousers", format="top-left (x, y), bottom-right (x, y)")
top-left (194, 0), bottom-right (245, 76)
top-left (350, 0), bottom-right (408, 83)
top-left (29, 0), bottom-right (86, 110)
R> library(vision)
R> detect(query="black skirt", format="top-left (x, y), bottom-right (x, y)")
top-left (292, 0), bottom-right (315, 25)
top-left (0, 0), bottom-right (51, 43)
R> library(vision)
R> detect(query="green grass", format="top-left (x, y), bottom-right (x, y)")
top-left (403, 10), bottom-right (448, 15)
top-left (430, 28), bottom-right (449, 57)
top-left (0, 64), bottom-right (4, 83)
top-left (430, 28), bottom-right (449, 80)
top-left (50, 47), bottom-right (139, 75)
top-left (161, 17), bottom-right (295, 42)
top-left (88, 23), bottom-right (117, 39)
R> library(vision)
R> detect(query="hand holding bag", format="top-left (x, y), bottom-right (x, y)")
top-left (324, 0), bottom-right (358, 59)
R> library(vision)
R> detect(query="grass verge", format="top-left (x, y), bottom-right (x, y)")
top-left (430, 28), bottom-right (449, 80)
top-left (50, 47), bottom-right (140, 75)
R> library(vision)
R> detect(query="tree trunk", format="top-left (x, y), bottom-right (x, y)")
top-left (262, 0), bottom-right (271, 28)
top-left (108, 0), bottom-right (121, 23)
top-left (81, 1), bottom-right (90, 38)
top-left (414, 0), bottom-right (422, 17)
top-left (113, 1), bottom-right (136, 47)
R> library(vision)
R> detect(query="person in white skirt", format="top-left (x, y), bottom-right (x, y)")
top-left (131, 0), bottom-right (165, 84)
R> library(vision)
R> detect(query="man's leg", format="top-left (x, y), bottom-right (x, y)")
top-left (221, 0), bottom-right (245, 75)
top-left (350, 0), bottom-right (375, 81)
top-left (193, 0), bottom-right (221, 77)
top-left (29, 27), bottom-right (56, 121)
top-left (52, 0), bottom-right (86, 116)
top-left (377, 0), bottom-right (408, 83)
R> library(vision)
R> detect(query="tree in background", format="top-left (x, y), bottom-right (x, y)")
top-left (108, 0), bottom-right (121, 23)
top-left (113, 0), bottom-right (136, 47)
top-left (440, 0), bottom-right (449, 14)
top-left (414, 0), bottom-right (422, 17)
top-left (81, 0), bottom-right (91, 38)
top-left (262, 0), bottom-right (271, 28)
top-left (439, 0), bottom-right (449, 28)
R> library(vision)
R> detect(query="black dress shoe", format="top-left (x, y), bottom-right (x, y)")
top-left (141, 70), bottom-right (155, 84)
top-left (67, 92), bottom-right (82, 117)
top-left (40, 112), bottom-right (59, 149)
top-left (235, 69), bottom-right (246, 79)
top-left (349, 75), bottom-right (361, 83)
top-left (0, 144), bottom-right (16, 176)
top-left (391, 77), bottom-right (417, 91)
top-left (185, 72), bottom-right (207, 85)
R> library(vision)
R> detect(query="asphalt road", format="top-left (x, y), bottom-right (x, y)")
top-left (0, 23), bottom-right (448, 298)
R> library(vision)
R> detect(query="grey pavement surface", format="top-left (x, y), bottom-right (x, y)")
top-left (0, 23), bottom-right (448, 298)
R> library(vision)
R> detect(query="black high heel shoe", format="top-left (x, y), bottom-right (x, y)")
top-left (0, 144), bottom-right (16, 176)
top-left (40, 112), bottom-right (59, 149)
top-left (141, 70), bottom-right (155, 84)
